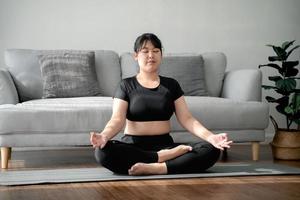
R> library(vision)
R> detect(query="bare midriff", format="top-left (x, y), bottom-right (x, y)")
top-left (124, 120), bottom-right (171, 135)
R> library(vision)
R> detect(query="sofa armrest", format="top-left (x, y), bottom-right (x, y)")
top-left (221, 69), bottom-right (262, 102)
top-left (0, 68), bottom-right (19, 104)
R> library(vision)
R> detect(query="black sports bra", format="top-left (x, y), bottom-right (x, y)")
top-left (114, 76), bottom-right (184, 122)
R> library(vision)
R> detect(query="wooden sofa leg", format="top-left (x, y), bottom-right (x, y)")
top-left (251, 142), bottom-right (260, 161)
top-left (1, 147), bottom-right (11, 169)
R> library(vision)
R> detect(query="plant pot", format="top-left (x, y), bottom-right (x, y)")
top-left (270, 129), bottom-right (300, 160)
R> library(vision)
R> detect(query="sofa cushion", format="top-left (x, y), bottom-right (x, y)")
top-left (0, 96), bottom-right (268, 137)
top-left (202, 52), bottom-right (226, 97)
top-left (39, 52), bottom-right (101, 98)
top-left (4, 49), bottom-right (121, 101)
top-left (170, 96), bottom-right (269, 131)
top-left (94, 50), bottom-right (122, 97)
top-left (120, 53), bottom-right (208, 96)
top-left (0, 68), bottom-right (19, 104)
top-left (0, 97), bottom-right (113, 135)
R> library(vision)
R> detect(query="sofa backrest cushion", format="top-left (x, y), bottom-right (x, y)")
top-left (202, 52), bottom-right (227, 97)
top-left (4, 49), bottom-right (121, 101)
top-left (120, 52), bottom-right (226, 97)
top-left (94, 50), bottom-right (121, 97)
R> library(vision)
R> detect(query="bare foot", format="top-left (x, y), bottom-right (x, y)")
top-left (157, 145), bottom-right (192, 163)
top-left (128, 162), bottom-right (167, 176)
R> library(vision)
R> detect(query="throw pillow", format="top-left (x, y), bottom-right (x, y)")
top-left (39, 52), bottom-right (101, 98)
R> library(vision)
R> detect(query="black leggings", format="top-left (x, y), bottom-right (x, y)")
top-left (94, 134), bottom-right (220, 175)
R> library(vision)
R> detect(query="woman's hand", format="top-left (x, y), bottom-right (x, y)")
top-left (90, 132), bottom-right (108, 149)
top-left (207, 133), bottom-right (232, 151)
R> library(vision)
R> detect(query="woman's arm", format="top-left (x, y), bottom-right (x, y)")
top-left (90, 98), bottom-right (128, 148)
top-left (174, 96), bottom-right (232, 150)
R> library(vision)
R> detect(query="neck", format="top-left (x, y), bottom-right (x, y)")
top-left (137, 72), bottom-right (159, 81)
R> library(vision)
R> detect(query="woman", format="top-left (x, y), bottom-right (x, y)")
top-left (90, 33), bottom-right (232, 175)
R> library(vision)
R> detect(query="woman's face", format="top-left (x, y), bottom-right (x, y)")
top-left (134, 41), bottom-right (162, 74)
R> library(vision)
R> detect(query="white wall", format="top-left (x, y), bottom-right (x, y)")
top-left (0, 0), bottom-right (300, 135)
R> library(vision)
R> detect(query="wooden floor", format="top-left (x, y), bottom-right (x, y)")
top-left (0, 143), bottom-right (300, 200)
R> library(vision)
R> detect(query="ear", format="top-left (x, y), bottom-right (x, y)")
top-left (133, 52), bottom-right (138, 61)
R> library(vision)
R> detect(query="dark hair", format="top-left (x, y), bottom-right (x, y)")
top-left (134, 33), bottom-right (162, 53)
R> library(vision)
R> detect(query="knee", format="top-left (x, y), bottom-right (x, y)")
top-left (93, 141), bottom-right (128, 174)
top-left (94, 140), bottom-right (113, 165)
top-left (210, 145), bottom-right (221, 161)
top-left (193, 142), bottom-right (221, 161)
top-left (204, 142), bottom-right (221, 160)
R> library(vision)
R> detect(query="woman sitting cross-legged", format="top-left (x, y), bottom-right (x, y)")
top-left (90, 33), bottom-right (232, 175)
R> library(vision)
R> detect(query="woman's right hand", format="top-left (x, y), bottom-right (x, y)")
top-left (90, 132), bottom-right (108, 149)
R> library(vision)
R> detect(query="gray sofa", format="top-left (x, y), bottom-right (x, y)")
top-left (0, 49), bottom-right (269, 169)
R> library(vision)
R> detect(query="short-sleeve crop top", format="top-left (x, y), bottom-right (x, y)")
top-left (113, 75), bottom-right (184, 122)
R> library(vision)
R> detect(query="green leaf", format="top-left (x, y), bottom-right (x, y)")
top-left (266, 44), bottom-right (275, 48)
top-left (276, 104), bottom-right (287, 115)
top-left (259, 64), bottom-right (282, 74)
top-left (272, 46), bottom-right (287, 60)
top-left (275, 96), bottom-right (290, 115)
top-left (283, 61), bottom-right (299, 68)
top-left (265, 96), bottom-right (277, 103)
top-left (276, 78), bottom-right (296, 93)
top-left (282, 61), bottom-right (299, 77)
top-left (275, 89), bottom-right (288, 96)
top-left (268, 56), bottom-right (283, 62)
top-left (277, 96), bottom-right (290, 105)
top-left (292, 93), bottom-right (300, 111)
top-left (285, 69), bottom-right (298, 77)
top-left (269, 76), bottom-right (282, 82)
top-left (281, 40), bottom-right (295, 50)
top-left (284, 106), bottom-right (294, 115)
top-left (286, 45), bottom-right (300, 59)
top-left (261, 85), bottom-right (277, 90)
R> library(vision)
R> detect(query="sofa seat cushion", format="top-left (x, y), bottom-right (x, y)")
top-left (170, 96), bottom-right (269, 131)
top-left (0, 96), bottom-right (268, 136)
top-left (0, 97), bottom-right (113, 134)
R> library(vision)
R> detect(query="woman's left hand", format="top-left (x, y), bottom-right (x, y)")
top-left (207, 133), bottom-right (233, 151)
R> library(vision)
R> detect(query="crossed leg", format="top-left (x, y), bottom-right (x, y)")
top-left (95, 140), bottom-right (220, 175)
top-left (129, 145), bottom-right (193, 175)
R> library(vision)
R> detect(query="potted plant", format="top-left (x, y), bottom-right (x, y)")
top-left (259, 40), bottom-right (300, 160)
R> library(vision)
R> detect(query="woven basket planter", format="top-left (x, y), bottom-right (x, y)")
top-left (270, 129), bottom-right (300, 160)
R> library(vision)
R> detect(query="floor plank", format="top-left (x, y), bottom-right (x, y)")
top-left (1, 144), bottom-right (300, 200)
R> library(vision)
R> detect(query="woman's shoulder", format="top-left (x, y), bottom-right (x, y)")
top-left (122, 75), bottom-right (135, 81)
top-left (159, 75), bottom-right (180, 85)
top-left (119, 76), bottom-right (138, 90)
top-left (120, 76), bottom-right (136, 84)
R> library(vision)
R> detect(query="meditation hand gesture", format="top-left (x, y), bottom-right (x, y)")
top-left (90, 132), bottom-right (108, 149)
top-left (207, 133), bottom-right (232, 151)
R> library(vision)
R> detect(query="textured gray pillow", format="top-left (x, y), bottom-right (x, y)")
top-left (39, 52), bottom-right (101, 98)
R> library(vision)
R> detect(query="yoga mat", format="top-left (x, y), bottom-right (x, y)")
top-left (1, 162), bottom-right (300, 186)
